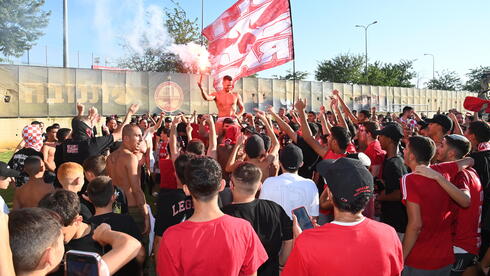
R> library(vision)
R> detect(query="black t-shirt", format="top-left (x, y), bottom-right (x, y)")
top-left (55, 135), bottom-right (114, 167)
top-left (8, 147), bottom-right (44, 186)
top-left (154, 188), bottom-right (194, 236)
top-left (88, 212), bottom-right (142, 276)
top-left (294, 136), bottom-right (320, 179)
top-left (380, 156), bottom-right (408, 233)
top-left (470, 150), bottom-right (490, 230)
top-left (49, 224), bottom-right (103, 276)
top-left (222, 199), bottom-right (293, 276)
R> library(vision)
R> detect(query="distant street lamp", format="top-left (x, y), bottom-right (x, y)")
top-left (355, 21), bottom-right (378, 80)
top-left (424, 53), bottom-right (435, 80)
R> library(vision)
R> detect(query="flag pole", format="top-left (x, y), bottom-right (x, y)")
top-left (288, 0), bottom-right (296, 106)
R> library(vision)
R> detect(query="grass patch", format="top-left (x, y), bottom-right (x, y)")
top-left (0, 151), bottom-right (14, 208)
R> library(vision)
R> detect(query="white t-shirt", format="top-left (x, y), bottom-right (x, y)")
top-left (0, 195), bottom-right (9, 214)
top-left (259, 173), bottom-right (319, 219)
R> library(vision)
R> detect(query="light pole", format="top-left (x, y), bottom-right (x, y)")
top-left (355, 20), bottom-right (378, 80)
top-left (424, 53), bottom-right (435, 80)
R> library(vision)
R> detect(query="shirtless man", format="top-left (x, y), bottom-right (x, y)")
top-left (198, 75), bottom-right (244, 134)
top-left (106, 124), bottom-right (150, 237)
top-left (41, 125), bottom-right (58, 172)
top-left (13, 156), bottom-right (54, 209)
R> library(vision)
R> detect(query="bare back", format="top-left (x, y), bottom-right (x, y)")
top-left (247, 154), bottom-right (279, 183)
top-left (212, 91), bottom-right (239, 118)
top-left (13, 179), bottom-right (54, 209)
top-left (107, 148), bottom-right (142, 207)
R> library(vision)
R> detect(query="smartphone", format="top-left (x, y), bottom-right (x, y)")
top-left (65, 250), bottom-right (101, 276)
top-left (292, 206), bottom-right (314, 230)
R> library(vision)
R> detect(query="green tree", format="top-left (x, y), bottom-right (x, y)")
top-left (426, 70), bottom-right (462, 91)
top-left (275, 70), bottom-right (309, 80)
top-left (366, 60), bottom-right (416, 87)
top-left (164, 0), bottom-right (201, 45)
top-left (315, 53), bottom-right (364, 83)
top-left (0, 0), bottom-right (50, 60)
top-left (462, 66), bottom-right (490, 92)
top-left (119, 0), bottom-right (200, 72)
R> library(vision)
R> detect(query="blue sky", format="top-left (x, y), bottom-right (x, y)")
top-left (11, 0), bottom-right (490, 85)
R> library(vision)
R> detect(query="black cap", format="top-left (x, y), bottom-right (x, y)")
top-left (374, 123), bottom-right (403, 141)
top-left (426, 114), bottom-right (453, 133)
top-left (164, 117), bottom-right (172, 123)
top-left (245, 135), bottom-right (265, 158)
top-left (279, 143), bottom-right (303, 171)
top-left (316, 158), bottom-right (373, 204)
top-left (0, 161), bottom-right (19, 178)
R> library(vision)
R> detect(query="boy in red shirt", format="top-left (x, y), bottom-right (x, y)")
top-left (401, 136), bottom-right (474, 275)
top-left (157, 156), bottom-right (267, 275)
top-left (436, 134), bottom-right (483, 275)
top-left (283, 157), bottom-right (404, 276)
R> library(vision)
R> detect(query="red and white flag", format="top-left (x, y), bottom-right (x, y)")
top-left (203, 0), bottom-right (294, 89)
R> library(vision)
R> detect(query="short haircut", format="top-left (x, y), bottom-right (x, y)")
top-left (232, 163), bottom-right (262, 195)
top-left (38, 190), bottom-right (80, 227)
top-left (9, 208), bottom-right (62, 274)
top-left (408, 136), bottom-right (436, 165)
top-left (176, 122), bottom-right (187, 134)
top-left (331, 126), bottom-right (351, 151)
top-left (468, 121), bottom-right (490, 143)
top-left (184, 156), bottom-right (222, 202)
top-left (223, 75), bottom-right (232, 81)
top-left (259, 133), bottom-right (271, 152)
top-left (223, 117), bottom-right (234, 125)
top-left (332, 192), bottom-right (371, 214)
top-left (23, 156), bottom-right (42, 177)
top-left (31, 121), bottom-right (41, 126)
top-left (359, 109), bottom-right (371, 119)
top-left (308, 111), bottom-right (316, 116)
top-left (46, 125), bottom-right (56, 133)
top-left (361, 121), bottom-right (379, 139)
top-left (87, 176), bottom-right (114, 208)
top-left (403, 106), bottom-right (414, 114)
top-left (444, 135), bottom-right (471, 159)
top-left (51, 123), bottom-right (60, 129)
top-left (122, 124), bottom-right (138, 138)
top-left (57, 162), bottom-right (84, 186)
top-left (308, 122), bottom-right (319, 137)
top-left (187, 139), bottom-right (205, 155)
top-left (83, 155), bottom-right (107, 176)
top-left (174, 154), bottom-right (193, 184)
top-left (56, 128), bottom-right (71, 142)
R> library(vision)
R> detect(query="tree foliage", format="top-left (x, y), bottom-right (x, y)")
top-left (119, 0), bottom-right (200, 72)
top-left (315, 53), bottom-right (415, 87)
top-left (315, 54), bottom-right (364, 84)
top-left (0, 0), bottom-right (50, 59)
top-left (462, 66), bottom-right (490, 92)
top-left (164, 0), bottom-right (201, 45)
top-left (426, 70), bottom-right (462, 91)
top-left (275, 70), bottom-right (309, 80)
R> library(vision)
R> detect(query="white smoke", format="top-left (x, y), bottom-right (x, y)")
top-left (91, 0), bottom-right (209, 71)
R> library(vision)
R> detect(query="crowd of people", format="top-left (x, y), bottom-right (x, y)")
top-left (1, 75), bottom-right (490, 276)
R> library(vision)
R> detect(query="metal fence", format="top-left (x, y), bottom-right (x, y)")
top-left (0, 64), bottom-right (476, 118)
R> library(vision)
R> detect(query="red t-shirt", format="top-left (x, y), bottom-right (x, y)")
top-left (452, 168), bottom-right (483, 255)
top-left (157, 215), bottom-right (268, 276)
top-left (282, 219), bottom-right (403, 276)
top-left (401, 162), bottom-right (459, 270)
top-left (363, 140), bottom-right (386, 178)
top-left (159, 159), bottom-right (177, 189)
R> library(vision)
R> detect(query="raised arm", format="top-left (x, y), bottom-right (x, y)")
top-left (333, 90), bottom-right (358, 124)
top-left (225, 135), bottom-right (246, 173)
top-left (267, 106), bottom-right (298, 143)
top-left (169, 116), bottom-right (182, 163)
top-left (295, 99), bottom-right (328, 157)
top-left (198, 77), bottom-right (215, 101)
top-left (331, 98), bottom-right (347, 129)
top-left (112, 104), bottom-right (139, 141)
top-left (149, 112), bottom-right (165, 133)
top-left (318, 106), bottom-right (331, 137)
top-left (255, 109), bottom-right (280, 155)
top-left (448, 112), bottom-right (463, 135)
top-left (206, 115), bottom-right (217, 159)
